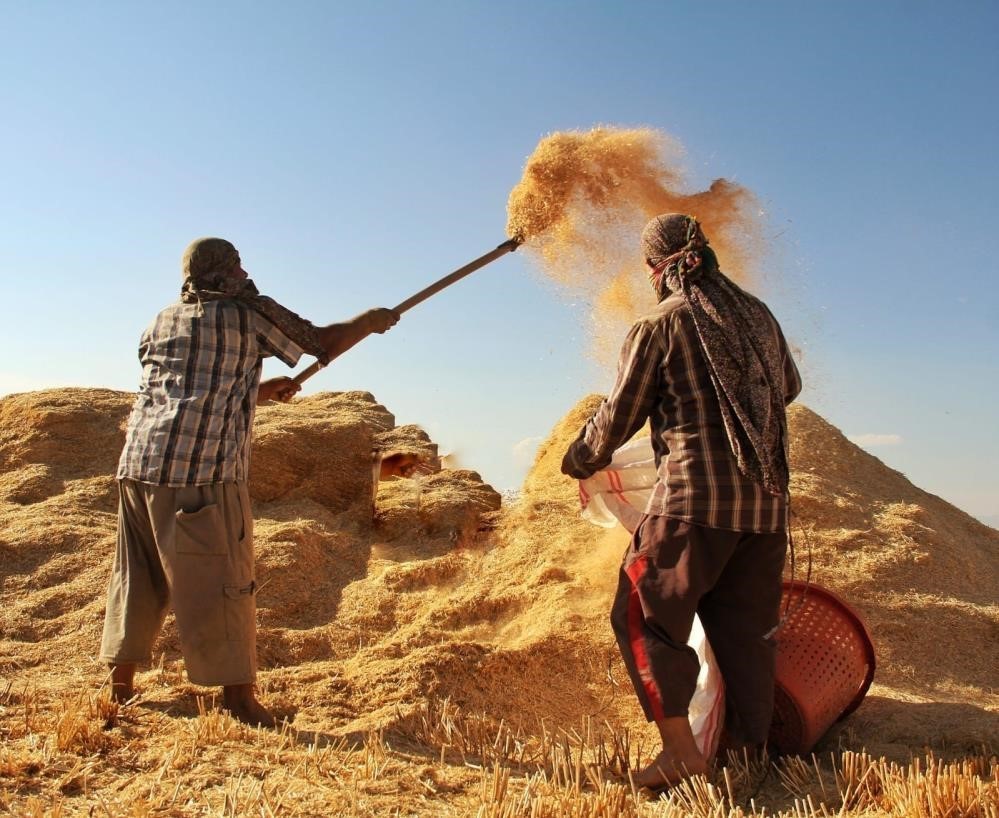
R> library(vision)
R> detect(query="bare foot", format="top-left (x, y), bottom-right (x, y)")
top-left (634, 749), bottom-right (709, 790)
top-left (635, 715), bottom-right (709, 790)
top-left (109, 663), bottom-right (136, 704)
top-left (222, 684), bottom-right (277, 728)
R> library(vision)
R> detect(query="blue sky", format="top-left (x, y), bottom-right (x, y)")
top-left (2, 1), bottom-right (997, 523)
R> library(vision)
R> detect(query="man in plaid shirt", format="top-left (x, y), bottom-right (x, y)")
top-left (562, 215), bottom-right (801, 788)
top-left (101, 237), bottom-right (398, 726)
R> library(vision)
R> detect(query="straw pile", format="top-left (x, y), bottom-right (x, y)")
top-left (502, 127), bottom-right (997, 752)
top-left (783, 404), bottom-right (999, 753)
top-left (3, 127), bottom-right (995, 816)
top-left (0, 387), bottom-right (996, 816)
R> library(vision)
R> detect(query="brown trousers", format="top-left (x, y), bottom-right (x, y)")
top-left (610, 515), bottom-right (786, 745)
top-left (99, 479), bottom-right (257, 687)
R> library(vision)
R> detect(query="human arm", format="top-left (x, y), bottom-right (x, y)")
top-left (317, 308), bottom-right (400, 362)
top-left (560, 320), bottom-right (663, 479)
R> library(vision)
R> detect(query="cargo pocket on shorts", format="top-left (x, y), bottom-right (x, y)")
top-left (223, 581), bottom-right (256, 641)
top-left (175, 502), bottom-right (228, 556)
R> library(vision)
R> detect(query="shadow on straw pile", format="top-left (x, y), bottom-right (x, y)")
top-left (250, 392), bottom-right (390, 513)
top-left (254, 499), bottom-right (373, 632)
top-left (820, 696), bottom-right (999, 760)
top-left (375, 469), bottom-right (502, 559)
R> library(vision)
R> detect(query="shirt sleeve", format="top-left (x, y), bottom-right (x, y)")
top-left (562, 319), bottom-right (663, 479)
top-left (253, 312), bottom-right (306, 368)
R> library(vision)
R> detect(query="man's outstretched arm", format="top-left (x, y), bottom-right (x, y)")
top-left (318, 308), bottom-right (400, 362)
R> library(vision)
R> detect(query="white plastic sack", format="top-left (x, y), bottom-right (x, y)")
top-left (687, 615), bottom-right (725, 759)
top-left (578, 436), bottom-right (725, 759)
top-left (579, 437), bottom-right (659, 534)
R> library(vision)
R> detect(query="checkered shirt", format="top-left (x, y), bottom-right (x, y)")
top-left (564, 293), bottom-right (802, 533)
top-left (117, 299), bottom-right (305, 486)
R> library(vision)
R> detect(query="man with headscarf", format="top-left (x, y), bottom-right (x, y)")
top-left (561, 214), bottom-right (801, 787)
top-left (100, 237), bottom-right (399, 727)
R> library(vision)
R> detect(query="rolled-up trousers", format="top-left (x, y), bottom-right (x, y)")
top-left (610, 514), bottom-right (786, 745)
top-left (99, 479), bottom-right (257, 687)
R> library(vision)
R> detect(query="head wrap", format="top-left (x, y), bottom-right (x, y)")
top-left (642, 214), bottom-right (791, 495)
top-left (181, 237), bottom-right (241, 292)
top-left (179, 238), bottom-right (328, 365)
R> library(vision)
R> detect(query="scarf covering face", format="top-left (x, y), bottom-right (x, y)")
top-left (180, 238), bottom-right (328, 365)
top-left (641, 214), bottom-right (790, 495)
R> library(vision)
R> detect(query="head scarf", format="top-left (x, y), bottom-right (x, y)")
top-left (641, 214), bottom-right (790, 495)
top-left (180, 238), bottom-right (328, 365)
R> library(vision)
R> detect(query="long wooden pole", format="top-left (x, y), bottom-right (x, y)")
top-left (292, 237), bottom-right (521, 386)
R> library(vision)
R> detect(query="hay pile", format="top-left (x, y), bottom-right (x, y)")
top-left (0, 387), bottom-right (996, 816)
top-left (0, 388), bottom-right (505, 722)
top-left (783, 404), bottom-right (999, 752)
top-left (471, 396), bottom-right (999, 757)
top-left (500, 125), bottom-right (997, 753)
top-left (0, 389), bottom-right (130, 676)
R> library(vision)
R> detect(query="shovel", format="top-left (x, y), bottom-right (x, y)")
top-left (291, 237), bottom-right (522, 386)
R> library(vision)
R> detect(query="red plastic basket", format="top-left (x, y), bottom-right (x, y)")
top-left (769, 581), bottom-right (876, 755)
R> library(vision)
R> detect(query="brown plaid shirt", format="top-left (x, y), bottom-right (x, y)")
top-left (117, 299), bottom-right (305, 486)
top-left (564, 293), bottom-right (802, 532)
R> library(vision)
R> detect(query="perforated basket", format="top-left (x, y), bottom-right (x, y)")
top-left (769, 581), bottom-right (876, 755)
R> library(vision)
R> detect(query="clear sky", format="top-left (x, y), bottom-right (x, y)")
top-left (2, 1), bottom-right (997, 524)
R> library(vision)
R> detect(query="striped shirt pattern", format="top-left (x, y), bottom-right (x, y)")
top-left (564, 292), bottom-right (802, 533)
top-left (117, 299), bottom-right (305, 486)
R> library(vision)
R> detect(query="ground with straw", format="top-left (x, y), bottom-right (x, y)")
top-left (0, 388), bottom-right (996, 816)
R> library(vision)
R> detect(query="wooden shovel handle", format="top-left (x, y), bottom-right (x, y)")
top-left (292, 237), bottom-right (521, 386)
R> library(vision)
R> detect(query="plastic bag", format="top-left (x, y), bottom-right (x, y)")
top-left (579, 437), bottom-right (658, 534)
top-left (687, 614), bottom-right (725, 758)
top-left (578, 436), bottom-right (725, 758)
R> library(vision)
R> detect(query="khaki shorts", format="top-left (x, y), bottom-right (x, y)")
top-left (100, 479), bottom-right (257, 686)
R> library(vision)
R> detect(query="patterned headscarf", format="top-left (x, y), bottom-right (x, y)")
top-left (641, 214), bottom-right (790, 495)
top-left (180, 238), bottom-right (328, 365)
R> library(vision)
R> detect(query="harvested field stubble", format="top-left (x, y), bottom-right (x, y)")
top-left (0, 385), bottom-right (996, 815)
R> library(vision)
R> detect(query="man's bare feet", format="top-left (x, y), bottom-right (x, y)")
top-left (109, 663), bottom-right (136, 703)
top-left (634, 715), bottom-right (709, 790)
top-left (222, 683), bottom-right (277, 728)
top-left (634, 749), bottom-right (709, 789)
